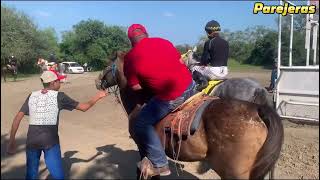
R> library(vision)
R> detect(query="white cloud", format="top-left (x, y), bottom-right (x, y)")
top-left (34, 11), bottom-right (51, 17)
top-left (163, 12), bottom-right (175, 17)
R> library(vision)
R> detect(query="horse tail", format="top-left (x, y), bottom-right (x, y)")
top-left (253, 88), bottom-right (273, 108)
top-left (249, 105), bottom-right (284, 179)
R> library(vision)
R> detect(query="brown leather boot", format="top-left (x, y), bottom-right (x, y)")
top-left (137, 157), bottom-right (171, 178)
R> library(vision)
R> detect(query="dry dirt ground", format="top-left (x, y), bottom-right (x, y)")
top-left (1, 70), bottom-right (319, 179)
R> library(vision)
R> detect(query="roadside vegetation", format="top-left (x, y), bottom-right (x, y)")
top-left (2, 4), bottom-right (316, 75)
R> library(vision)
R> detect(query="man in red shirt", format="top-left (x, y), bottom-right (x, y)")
top-left (124, 24), bottom-right (196, 176)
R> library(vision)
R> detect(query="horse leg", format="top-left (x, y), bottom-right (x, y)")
top-left (204, 123), bottom-right (267, 178)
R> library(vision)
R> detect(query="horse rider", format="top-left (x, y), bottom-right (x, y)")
top-left (37, 58), bottom-right (49, 72)
top-left (6, 55), bottom-right (18, 74)
top-left (191, 20), bottom-right (229, 88)
top-left (123, 24), bottom-right (196, 176)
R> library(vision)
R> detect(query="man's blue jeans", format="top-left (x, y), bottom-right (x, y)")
top-left (132, 81), bottom-right (196, 168)
top-left (26, 144), bottom-right (64, 179)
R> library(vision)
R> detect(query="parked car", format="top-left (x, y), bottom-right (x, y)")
top-left (62, 62), bottom-right (84, 74)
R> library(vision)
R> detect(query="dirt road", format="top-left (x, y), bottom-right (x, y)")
top-left (1, 71), bottom-right (318, 179)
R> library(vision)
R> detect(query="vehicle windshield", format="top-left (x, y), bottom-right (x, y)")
top-left (70, 63), bottom-right (81, 67)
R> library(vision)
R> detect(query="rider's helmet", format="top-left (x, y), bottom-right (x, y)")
top-left (9, 55), bottom-right (15, 60)
top-left (205, 20), bottom-right (221, 34)
top-left (9, 55), bottom-right (16, 64)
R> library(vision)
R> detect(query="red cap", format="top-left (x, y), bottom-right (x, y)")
top-left (50, 70), bottom-right (66, 80)
top-left (127, 24), bottom-right (148, 39)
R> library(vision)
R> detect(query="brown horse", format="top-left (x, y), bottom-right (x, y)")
top-left (96, 51), bottom-right (284, 179)
top-left (2, 65), bottom-right (17, 82)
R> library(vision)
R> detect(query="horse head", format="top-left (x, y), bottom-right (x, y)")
top-left (95, 50), bottom-right (141, 115)
top-left (95, 51), bottom-right (127, 91)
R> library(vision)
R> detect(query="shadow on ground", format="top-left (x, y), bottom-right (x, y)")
top-left (2, 139), bottom-right (201, 179)
top-left (81, 144), bottom-right (199, 179)
top-left (1, 134), bottom-right (27, 179)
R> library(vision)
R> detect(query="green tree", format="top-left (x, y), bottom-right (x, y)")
top-left (246, 31), bottom-right (278, 66)
top-left (280, 14), bottom-right (310, 66)
top-left (35, 28), bottom-right (60, 58)
top-left (1, 4), bottom-right (60, 73)
top-left (60, 19), bottom-right (130, 70)
top-left (175, 44), bottom-right (192, 54)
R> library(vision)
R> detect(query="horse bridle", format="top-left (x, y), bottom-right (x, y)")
top-left (99, 63), bottom-right (118, 95)
top-left (100, 62), bottom-right (129, 117)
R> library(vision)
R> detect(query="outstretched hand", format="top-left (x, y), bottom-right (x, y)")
top-left (96, 90), bottom-right (108, 99)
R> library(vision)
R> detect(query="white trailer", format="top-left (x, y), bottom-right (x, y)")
top-left (274, 0), bottom-right (319, 124)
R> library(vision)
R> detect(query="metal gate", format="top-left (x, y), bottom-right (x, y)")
top-left (275, 0), bottom-right (319, 123)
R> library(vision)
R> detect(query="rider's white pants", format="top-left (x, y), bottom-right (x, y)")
top-left (191, 66), bottom-right (228, 80)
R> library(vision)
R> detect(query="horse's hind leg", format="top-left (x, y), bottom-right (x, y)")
top-left (202, 100), bottom-right (268, 179)
top-left (204, 124), bottom-right (267, 179)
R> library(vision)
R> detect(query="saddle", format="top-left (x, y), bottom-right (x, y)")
top-left (162, 92), bottom-right (218, 140)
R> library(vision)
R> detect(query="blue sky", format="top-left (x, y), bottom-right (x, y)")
top-left (2, 1), bottom-right (281, 45)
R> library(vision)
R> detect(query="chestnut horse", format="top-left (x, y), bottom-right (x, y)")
top-left (96, 51), bottom-right (284, 179)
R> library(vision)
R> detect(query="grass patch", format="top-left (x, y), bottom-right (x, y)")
top-left (228, 59), bottom-right (266, 72)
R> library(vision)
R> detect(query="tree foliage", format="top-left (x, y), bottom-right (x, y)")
top-left (2, 4), bottom-right (317, 74)
top-left (1, 5), bottom-right (130, 73)
top-left (175, 15), bottom-right (316, 68)
top-left (59, 19), bottom-right (130, 70)
top-left (176, 44), bottom-right (192, 54)
top-left (1, 5), bottom-right (59, 73)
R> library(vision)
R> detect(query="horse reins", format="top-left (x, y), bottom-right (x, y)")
top-left (107, 62), bottom-right (129, 118)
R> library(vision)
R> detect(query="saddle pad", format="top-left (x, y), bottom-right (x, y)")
top-left (202, 80), bottom-right (223, 94)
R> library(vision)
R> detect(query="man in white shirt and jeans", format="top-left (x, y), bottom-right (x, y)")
top-left (7, 71), bottom-right (108, 179)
